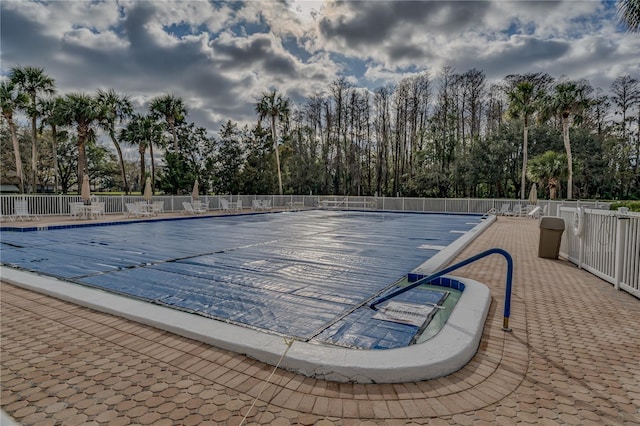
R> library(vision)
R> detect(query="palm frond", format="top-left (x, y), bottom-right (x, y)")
top-left (618, 0), bottom-right (640, 32)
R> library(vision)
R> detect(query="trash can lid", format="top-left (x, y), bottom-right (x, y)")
top-left (540, 216), bottom-right (565, 229)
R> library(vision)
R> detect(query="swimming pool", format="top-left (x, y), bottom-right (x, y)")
top-left (1, 210), bottom-right (494, 382)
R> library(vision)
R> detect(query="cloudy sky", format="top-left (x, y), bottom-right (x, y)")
top-left (2, 0), bottom-right (638, 145)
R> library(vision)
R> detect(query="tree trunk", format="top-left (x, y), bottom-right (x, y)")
top-left (636, 109), bottom-right (640, 191)
top-left (366, 111), bottom-right (372, 194)
top-left (77, 139), bottom-right (86, 190)
top-left (109, 130), bottom-right (129, 194)
top-left (562, 115), bottom-right (573, 199)
top-left (31, 114), bottom-right (38, 193)
top-left (171, 121), bottom-right (178, 151)
top-left (51, 125), bottom-right (59, 194)
top-left (271, 115), bottom-right (283, 195)
top-left (149, 140), bottom-right (156, 195)
top-left (521, 120), bottom-right (528, 200)
top-left (8, 119), bottom-right (25, 193)
top-left (77, 124), bottom-right (88, 189)
top-left (139, 145), bottom-right (146, 191)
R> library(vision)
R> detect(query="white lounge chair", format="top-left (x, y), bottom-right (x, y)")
top-left (125, 202), bottom-right (152, 218)
top-left (125, 203), bottom-right (136, 217)
top-left (540, 205), bottom-right (548, 218)
top-left (90, 202), bottom-right (105, 219)
top-left (70, 202), bottom-right (84, 219)
top-left (252, 199), bottom-right (272, 211)
top-left (480, 207), bottom-right (498, 220)
top-left (498, 203), bottom-right (512, 216)
top-left (152, 201), bottom-right (164, 215)
top-left (513, 204), bottom-right (525, 217)
top-left (527, 206), bottom-right (542, 219)
top-left (11, 199), bottom-right (38, 221)
top-left (219, 198), bottom-right (232, 212)
top-left (286, 201), bottom-right (305, 211)
top-left (183, 201), bottom-right (206, 215)
top-left (192, 200), bottom-right (207, 214)
top-left (182, 201), bottom-right (195, 215)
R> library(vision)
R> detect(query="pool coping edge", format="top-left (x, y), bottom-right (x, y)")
top-left (1, 266), bottom-right (490, 383)
top-left (413, 214), bottom-right (496, 275)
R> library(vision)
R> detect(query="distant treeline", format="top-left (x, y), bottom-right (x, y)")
top-left (1, 66), bottom-right (639, 200)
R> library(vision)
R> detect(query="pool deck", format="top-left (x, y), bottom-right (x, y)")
top-left (2, 213), bottom-right (639, 425)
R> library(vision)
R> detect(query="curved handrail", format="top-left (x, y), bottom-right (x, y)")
top-left (369, 248), bottom-right (514, 331)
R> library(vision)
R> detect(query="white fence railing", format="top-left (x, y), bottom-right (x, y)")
top-left (559, 207), bottom-right (640, 299)
top-left (0, 194), bottom-right (609, 217)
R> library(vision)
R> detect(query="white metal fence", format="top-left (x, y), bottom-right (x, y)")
top-left (559, 207), bottom-right (640, 299)
top-left (0, 194), bottom-right (609, 217)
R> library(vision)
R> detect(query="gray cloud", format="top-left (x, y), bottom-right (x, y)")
top-left (0, 7), bottom-right (59, 70)
top-left (1, 0), bottom-right (637, 139)
top-left (122, 4), bottom-right (212, 76)
top-left (474, 37), bottom-right (571, 78)
top-left (388, 44), bottom-right (429, 63)
top-left (319, 1), bottom-right (491, 48)
top-left (214, 35), bottom-right (297, 78)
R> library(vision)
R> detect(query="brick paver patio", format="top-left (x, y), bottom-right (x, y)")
top-left (1, 215), bottom-right (639, 425)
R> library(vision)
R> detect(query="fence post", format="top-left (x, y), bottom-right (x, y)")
top-left (578, 207), bottom-right (585, 269)
top-left (614, 214), bottom-right (629, 291)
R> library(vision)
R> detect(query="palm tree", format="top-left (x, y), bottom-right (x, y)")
top-left (120, 115), bottom-right (146, 192)
top-left (256, 90), bottom-right (290, 195)
top-left (58, 93), bottom-right (101, 187)
top-left (96, 89), bottom-right (134, 194)
top-left (39, 96), bottom-right (67, 194)
top-left (527, 151), bottom-right (568, 200)
top-left (120, 114), bottom-right (163, 193)
top-left (149, 94), bottom-right (186, 151)
top-left (10, 66), bottom-right (55, 193)
top-left (0, 80), bottom-right (28, 193)
top-left (140, 115), bottom-right (163, 195)
top-left (545, 81), bottom-right (591, 199)
top-left (507, 81), bottom-right (542, 200)
top-left (618, 0), bottom-right (640, 32)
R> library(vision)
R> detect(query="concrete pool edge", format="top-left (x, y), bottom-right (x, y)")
top-left (414, 214), bottom-right (496, 275)
top-left (1, 266), bottom-right (490, 383)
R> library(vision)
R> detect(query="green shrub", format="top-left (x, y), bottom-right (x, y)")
top-left (609, 201), bottom-right (640, 212)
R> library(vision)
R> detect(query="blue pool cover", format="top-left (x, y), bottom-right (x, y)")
top-left (0, 210), bottom-right (480, 349)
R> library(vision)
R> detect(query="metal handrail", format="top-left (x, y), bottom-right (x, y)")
top-left (370, 248), bottom-right (514, 331)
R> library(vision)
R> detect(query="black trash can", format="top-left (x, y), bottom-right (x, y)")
top-left (538, 217), bottom-right (565, 259)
